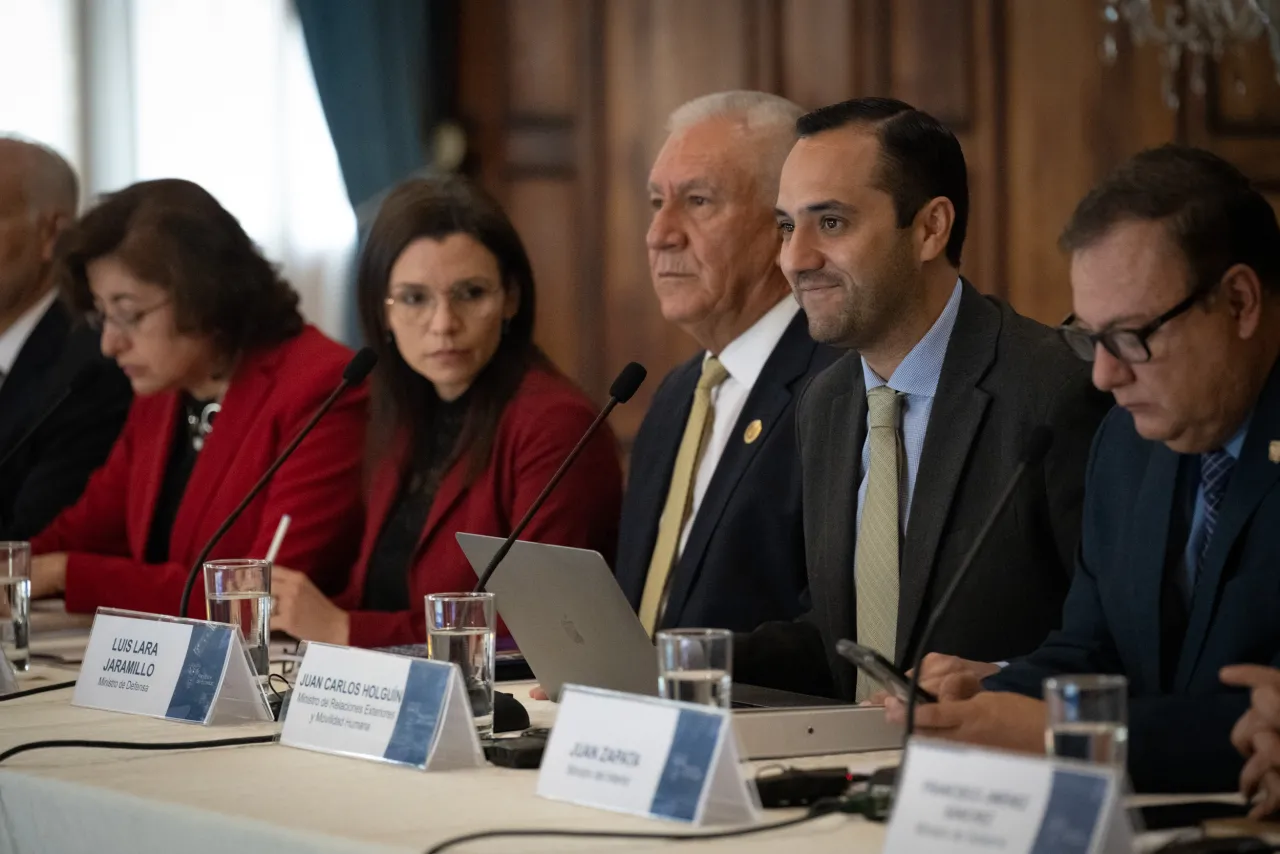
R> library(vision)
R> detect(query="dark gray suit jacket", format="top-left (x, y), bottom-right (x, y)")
top-left (736, 281), bottom-right (1113, 700)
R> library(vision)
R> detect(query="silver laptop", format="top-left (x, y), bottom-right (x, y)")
top-left (455, 533), bottom-right (904, 757)
top-left (455, 533), bottom-right (659, 701)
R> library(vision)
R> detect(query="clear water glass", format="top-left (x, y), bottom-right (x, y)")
top-left (1044, 674), bottom-right (1128, 768)
top-left (0, 542), bottom-right (31, 674)
top-left (426, 592), bottom-right (496, 738)
top-left (656, 627), bottom-right (733, 709)
top-left (203, 559), bottom-right (271, 677)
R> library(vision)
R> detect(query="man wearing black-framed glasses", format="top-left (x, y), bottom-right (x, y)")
top-left (893, 144), bottom-right (1280, 798)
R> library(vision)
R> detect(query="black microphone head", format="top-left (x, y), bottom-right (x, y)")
top-left (1023, 426), bottom-right (1054, 465)
top-left (343, 347), bottom-right (378, 384)
top-left (609, 362), bottom-right (646, 403)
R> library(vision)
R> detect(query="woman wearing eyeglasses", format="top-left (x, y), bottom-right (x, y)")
top-left (267, 176), bottom-right (623, 648)
top-left (28, 179), bottom-right (367, 617)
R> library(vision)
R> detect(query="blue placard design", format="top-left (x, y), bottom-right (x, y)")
top-left (382, 659), bottom-right (450, 767)
top-left (165, 624), bottom-right (233, 722)
top-left (1028, 768), bottom-right (1110, 854)
top-left (650, 708), bottom-right (723, 821)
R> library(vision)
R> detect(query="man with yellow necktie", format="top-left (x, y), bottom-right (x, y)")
top-left (612, 91), bottom-right (838, 635)
top-left (735, 97), bottom-right (1113, 702)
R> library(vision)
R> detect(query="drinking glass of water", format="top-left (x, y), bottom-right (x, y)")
top-left (656, 628), bottom-right (733, 709)
top-left (1044, 674), bottom-right (1128, 768)
top-left (426, 592), bottom-right (496, 738)
top-left (0, 542), bottom-right (31, 674)
top-left (203, 559), bottom-right (271, 678)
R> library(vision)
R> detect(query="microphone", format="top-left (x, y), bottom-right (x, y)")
top-left (0, 365), bottom-right (98, 474)
top-left (176, 347), bottom-right (378, 617)
top-left (472, 361), bottom-right (646, 593)
top-left (903, 425), bottom-right (1054, 738)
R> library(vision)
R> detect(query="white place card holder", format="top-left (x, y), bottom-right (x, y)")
top-left (279, 642), bottom-right (484, 771)
top-left (884, 738), bottom-right (1134, 854)
top-left (73, 608), bottom-right (272, 725)
top-left (0, 654), bottom-right (17, 695)
top-left (537, 684), bottom-right (760, 825)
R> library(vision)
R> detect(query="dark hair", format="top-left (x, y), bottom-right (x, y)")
top-left (57, 178), bottom-right (303, 355)
top-left (356, 175), bottom-right (548, 480)
top-left (796, 97), bottom-right (969, 267)
top-left (1061, 144), bottom-right (1280, 295)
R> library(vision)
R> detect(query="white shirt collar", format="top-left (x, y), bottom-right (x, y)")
top-left (709, 296), bottom-right (800, 390)
top-left (0, 289), bottom-right (59, 376)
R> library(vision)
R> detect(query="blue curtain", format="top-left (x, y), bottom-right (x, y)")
top-left (295, 0), bottom-right (457, 343)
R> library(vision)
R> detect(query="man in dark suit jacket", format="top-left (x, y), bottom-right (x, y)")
top-left (737, 98), bottom-right (1111, 701)
top-left (0, 137), bottom-right (130, 540)
top-left (613, 91), bottom-right (837, 634)
top-left (895, 146), bottom-right (1280, 795)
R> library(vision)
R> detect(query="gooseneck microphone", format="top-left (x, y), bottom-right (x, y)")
top-left (472, 361), bottom-right (647, 593)
top-left (0, 365), bottom-right (98, 474)
top-left (903, 425), bottom-right (1055, 739)
top-left (176, 348), bottom-right (378, 617)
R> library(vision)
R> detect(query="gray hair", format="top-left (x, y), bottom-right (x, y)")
top-left (664, 91), bottom-right (804, 202)
top-left (0, 135), bottom-right (79, 217)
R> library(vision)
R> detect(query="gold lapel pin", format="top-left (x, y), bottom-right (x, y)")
top-left (744, 419), bottom-right (763, 444)
top-left (1269, 441), bottom-right (1280, 463)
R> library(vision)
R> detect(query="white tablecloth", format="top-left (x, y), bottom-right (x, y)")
top-left (1, 630), bottom-right (895, 854)
top-left (1, 609), bottom-right (1256, 854)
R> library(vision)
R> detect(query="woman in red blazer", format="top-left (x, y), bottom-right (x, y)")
top-left (28, 179), bottom-right (367, 617)
top-left (269, 176), bottom-right (623, 648)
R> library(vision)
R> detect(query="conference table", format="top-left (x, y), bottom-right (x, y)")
top-left (0, 604), bottom-right (1253, 853)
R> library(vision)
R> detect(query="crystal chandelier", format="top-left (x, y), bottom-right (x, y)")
top-left (1101, 0), bottom-right (1280, 109)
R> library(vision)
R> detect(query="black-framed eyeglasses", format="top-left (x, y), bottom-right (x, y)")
top-left (84, 299), bottom-right (171, 333)
top-left (1057, 283), bottom-right (1214, 364)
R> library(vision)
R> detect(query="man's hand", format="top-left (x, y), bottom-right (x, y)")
top-left (270, 566), bottom-right (350, 646)
top-left (1221, 664), bottom-right (1280, 818)
top-left (29, 553), bottom-right (68, 599)
top-left (886, 690), bottom-right (1047, 755)
top-left (865, 654), bottom-right (999, 706)
top-left (529, 686), bottom-right (550, 701)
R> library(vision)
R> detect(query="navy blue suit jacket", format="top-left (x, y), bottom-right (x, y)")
top-left (988, 361), bottom-right (1280, 793)
top-left (614, 310), bottom-right (837, 632)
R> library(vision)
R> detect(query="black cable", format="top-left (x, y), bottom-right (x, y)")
top-left (422, 797), bottom-right (866, 854)
top-left (0, 680), bottom-right (77, 702)
top-left (0, 735), bottom-right (277, 765)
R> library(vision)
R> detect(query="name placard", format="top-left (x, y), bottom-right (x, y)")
top-left (885, 739), bottom-right (1133, 854)
top-left (537, 685), bottom-right (759, 825)
top-left (73, 608), bottom-right (272, 725)
top-left (279, 642), bottom-right (484, 771)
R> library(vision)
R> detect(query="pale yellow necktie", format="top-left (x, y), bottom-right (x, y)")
top-left (855, 386), bottom-right (903, 701)
top-left (638, 356), bottom-right (729, 634)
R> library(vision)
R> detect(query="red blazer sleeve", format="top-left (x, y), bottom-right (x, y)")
top-left (345, 382), bottom-right (623, 649)
top-left (31, 406), bottom-right (138, 558)
top-left (60, 382), bottom-right (367, 617)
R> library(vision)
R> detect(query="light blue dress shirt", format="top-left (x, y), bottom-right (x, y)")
top-left (857, 280), bottom-right (963, 532)
top-left (1183, 415), bottom-right (1251, 591)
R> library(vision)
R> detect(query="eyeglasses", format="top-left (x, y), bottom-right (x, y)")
top-left (384, 282), bottom-right (503, 323)
top-left (84, 299), bottom-right (171, 333)
top-left (1057, 282), bottom-right (1215, 364)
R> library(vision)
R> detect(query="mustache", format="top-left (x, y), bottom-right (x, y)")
top-left (793, 270), bottom-right (844, 290)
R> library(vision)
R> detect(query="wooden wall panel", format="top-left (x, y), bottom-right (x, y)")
top-left (458, 0), bottom-right (1280, 447)
top-left (889, 0), bottom-right (973, 127)
top-left (781, 0), bottom-right (857, 109)
top-left (1003, 0), bottom-right (1176, 324)
top-left (508, 0), bottom-right (576, 117)
top-left (507, 179), bottom-right (579, 374)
